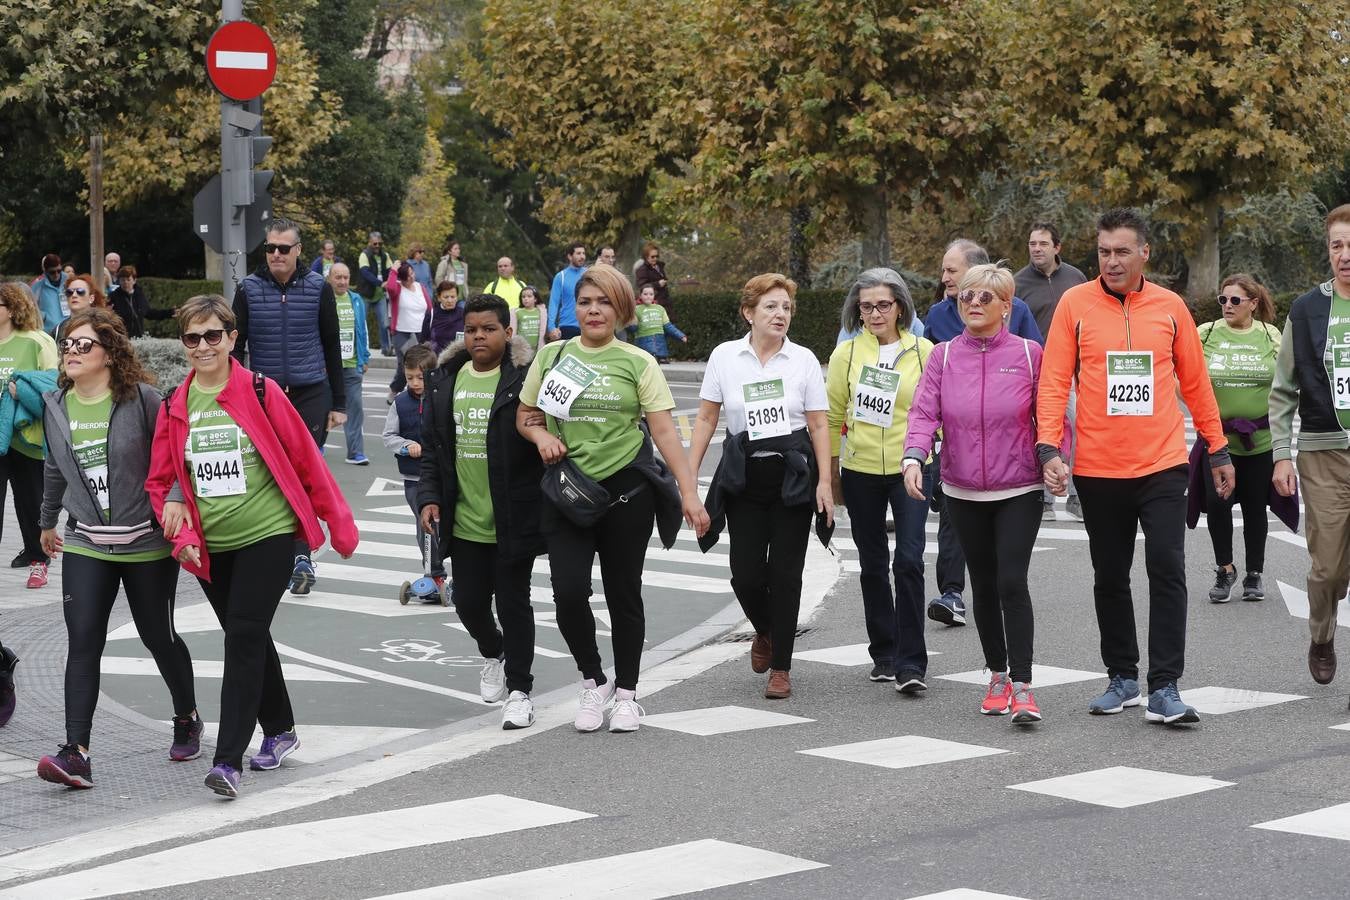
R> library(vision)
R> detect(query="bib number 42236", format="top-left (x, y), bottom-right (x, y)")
top-left (1106, 350), bottom-right (1154, 416)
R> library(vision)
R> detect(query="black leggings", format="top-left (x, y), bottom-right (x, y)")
top-left (1205, 450), bottom-right (1272, 572)
top-left (0, 450), bottom-right (47, 564)
top-left (944, 491), bottom-right (1042, 683)
top-left (62, 553), bottom-right (195, 748)
top-left (724, 456), bottom-right (812, 671)
top-left (197, 532), bottom-right (295, 770)
top-left (541, 466), bottom-right (654, 692)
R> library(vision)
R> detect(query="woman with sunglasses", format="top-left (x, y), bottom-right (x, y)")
top-left (0, 282), bottom-right (60, 585)
top-left (55, 275), bottom-right (108, 339)
top-left (33, 308), bottom-right (200, 789)
top-left (148, 295), bottom-right (359, 798)
top-left (1193, 276), bottom-right (1283, 603)
top-left (826, 268), bottom-right (934, 692)
top-left (903, 264), bottom-right (1057, 724)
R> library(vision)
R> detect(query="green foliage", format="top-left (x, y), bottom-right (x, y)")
top-left (139, 277), bottom-right (219, 338)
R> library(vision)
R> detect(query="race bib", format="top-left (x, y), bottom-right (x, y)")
top-left (853, 365), bottom-right (900, 428)
top-left (189, 425), bottom-right (246, 497)
top-left (743, 378), bottom-right (791, 440)
top-left (1106, 350), bottom-right (1153, 416)
top-left (73, 439), bottom-right (109, 511)
top-left (1333, 346), bottom-right (1350, 410)
top-left (454, 267), bottom-right (466, 287)
top-left (538, 354), bottom-right (599, 420)
top-left (339, 327), bottom-right (356, 360)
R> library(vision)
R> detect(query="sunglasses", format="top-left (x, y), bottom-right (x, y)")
top-left (956, 289), bottom-right (999, 307)
top-left (1217, 295), bottom-right (1250, 306)
top-left (181, 329), bottom-right (227, 348)
top-left (262, 243), bottom-right (296, 256)
top-left (60, 337), bottom-right (104, 355)
top-left (64, 287), bottom-right (89, 298)
top-left (859, 300), bottom-right (896, 315)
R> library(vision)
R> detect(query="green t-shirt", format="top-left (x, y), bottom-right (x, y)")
top-left (1200, 319), bottom-right (1281, 455)
top-left (516, 307), bottom-right (542, 351)
top-left (66, 390), bottom-right (113, 515)
top-left (1328, 293), bottom-right (1350, 431)
top-left (452, 366), bottom-right (501, 542)
top-left (0, 330), bottom-right (58, 459)
top-left (336, 293), bottom-right (358, 368)
top-left (520, 338), bottom-right (674, 481)
top-left (185, 380), bottom-right (297, 552)
top-left (634, 303), bottom-right (670, 338)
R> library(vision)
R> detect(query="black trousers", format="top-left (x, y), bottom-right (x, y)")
top-left (1075, 466), bottom-right (1189, 692)
top-left (449, 537), bottom-right (536, 693)
top-left (945, 491), bottom-right (1042, 682)
top-left (0, 450), bottom-right (46, 564)
top-left (1204, 450), bottom-right (1273, 573)
top-left (541, 467), bottom-right (653, 691)
top-left (62, 553), bottom-right (194, 748)
top-left (197, 532), bottom-right (295, 770)
top-left (931, 450), bottom-right (966, 595)
top-left (724, 456), bottom-right (813, 670)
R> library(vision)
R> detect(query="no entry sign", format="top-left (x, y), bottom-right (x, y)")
top-left (206, 21), bottom-right (277, 101)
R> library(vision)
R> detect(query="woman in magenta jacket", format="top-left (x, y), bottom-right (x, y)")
top-left (902, 263), bottom-right (1060, 726)
top-left (385, 262), bottom-right (433, 396)
top-left (148, 294), bottom-right (359, 799)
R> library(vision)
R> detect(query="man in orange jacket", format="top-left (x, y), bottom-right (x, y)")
top-left (1038, 208), bottom-right (1235, 725)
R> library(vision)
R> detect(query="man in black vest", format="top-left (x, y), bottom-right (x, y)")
top-left (232, 217), bottom-right (347, 595)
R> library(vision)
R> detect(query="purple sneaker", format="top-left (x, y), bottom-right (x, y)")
top-left (205, 763), bottom-right (240, 798)
top-left (37, 745), bottom-right (92, 789)
top-left (249, 730), bottom-right (300, 771)
top-left (170, 715), bottom-right (203, 761)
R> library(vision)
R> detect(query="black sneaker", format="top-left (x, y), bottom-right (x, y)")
top-left (869, 663), bottom-right (895, 683)
top-left (289, 556), bottom-right (316, 596)
top-left (9, 552), bottom-right (27, 568)
top-left (1208, 566), bottom-right (1237, 603)
top-left (895, 671), bottom-right (928, 695)
top-left (1241, 572), bottom-right (1265, 601)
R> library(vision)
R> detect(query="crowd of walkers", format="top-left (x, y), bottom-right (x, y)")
top-left (2, 204), bottom-right (1349, 801)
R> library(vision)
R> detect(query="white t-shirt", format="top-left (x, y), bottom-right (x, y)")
top-left (395, 283), bottom-right (428, 334)
top-left (700, 334), bottom-right (828, 435)
top-left (875, 340), bottom-right (902, 370)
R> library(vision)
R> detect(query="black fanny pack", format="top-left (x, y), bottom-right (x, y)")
top-left (541, 458), bottom-right (647, 527)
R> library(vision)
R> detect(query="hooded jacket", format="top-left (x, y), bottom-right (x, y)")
top-left (0, 367), bottom-right (58, 456)
top-left (416, 335), bottom-right (544, 562)
top-left (29, 274), bottom-right (67, 334)
top-left (146, 359), bottom-right (359, 580)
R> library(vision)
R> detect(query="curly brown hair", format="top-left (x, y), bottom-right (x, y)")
top-left (0, 282), bottom-right (43, 332)
top-left (58, 308), bottom-right (154, 401)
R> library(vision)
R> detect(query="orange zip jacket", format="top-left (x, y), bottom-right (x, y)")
top-left (1036, 277), bottom-right (1227, 478)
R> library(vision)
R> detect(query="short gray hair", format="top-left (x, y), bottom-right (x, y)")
top-left (840, 267), bottom-right (916, 333)
top-left (267, 216), bottom-right (302, 244)
top-left (945, 238), bottom-right (988, 267)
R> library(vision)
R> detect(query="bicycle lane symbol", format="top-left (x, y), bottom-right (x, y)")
top-left (360, 638), bottom-right (480, 667)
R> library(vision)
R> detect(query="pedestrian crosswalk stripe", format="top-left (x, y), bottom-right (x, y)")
top-left (100, 657), bottom-right (362, 683)
top-left (362, 838), bottom-right (826, 899)
top-left (283, 590), bottom-right (452, 618)
top-left (905, 890), bottom-right (1032, 900)
top-left (443, 622), bottom-right (570, 658)
top-left (1, 795), bottom-right (594, 900)
top-left (1008, 766), bottom-right (1233, 808)
top-left (273, 640), bottom-right (485, 705)
top-left (1176, 686), bottom-right (1307, 715)
top-left (1253, 801), bottom-right (1350, 842)
top-left (799, 735), bottom-right (1009, 770)
top-left (793, 643), bottom-right (941, 667)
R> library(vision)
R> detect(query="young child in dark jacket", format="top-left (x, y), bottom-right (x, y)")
top-left (428, 281), bottom-right (464, 354)
top-left (382, 343), bottom-right (447, 587)
top-left (416, 294), bottom-right (544, 729)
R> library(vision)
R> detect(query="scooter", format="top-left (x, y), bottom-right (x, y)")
top-left (399, 520), bottom-right (449, 606)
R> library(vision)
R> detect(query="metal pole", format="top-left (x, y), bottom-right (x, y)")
top-left (220, 0), bottom-right (246, 297)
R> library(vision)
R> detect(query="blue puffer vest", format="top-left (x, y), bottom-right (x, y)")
top-left (240, 266), bottom-right (328, 387)
top-left (395, 389), bottom-right (424, 478)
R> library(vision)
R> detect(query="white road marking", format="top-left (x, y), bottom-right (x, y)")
top-left (1177, 687), bottom-right (1307, 715)
top-left (365, 839), bottom-right (826, 899)
top-left (936, 665), bottom-right (1102, 688)
top-left (799, 735), bottom-right (1009, 770)
top-left (1276, 580), bottom-right (1350, 626)
top-left (1253, 801), bottom-right (1350, 842)
top-left (443, 622), bottom-right (569, 658)
top-left (1009, 765), bottom-right (1233, 808)
top-left (365, 477), bottom-right (407, 497)
top-left (272, 641), bottom-right (484, 705)
top-left (642, 705), bottom-right (814, 736)
top-left (100, 657), bottom-right (361, 683)
top-left (282, 589), bottom-right (450, 619)
top-left (107, 601), bottom-right (220, 639)
top-left (4, 795), bottom-right (593, 900)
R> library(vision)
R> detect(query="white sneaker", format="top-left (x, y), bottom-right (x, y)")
top-left (501, 691), bottom-right (535, 730)
top-left (608, 688), bottom-right (645, 733)
top-left (574, 678), bottom-right (615, 732)
top-left (479, 657), bottom-right (507, 703)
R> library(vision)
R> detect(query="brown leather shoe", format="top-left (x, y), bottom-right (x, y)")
top-left (765, 669), bottom-right (791, 699)
top-left (1309, 639), bottom-right (1336, 685)
top-left (750, 634), bottom-right (772, 674)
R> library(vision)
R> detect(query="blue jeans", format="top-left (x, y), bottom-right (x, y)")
top-left (841, 467), bottom-right (929, 675)
top-left (373, 294), bottom-right (391, 352)
top-left (342, 368), bottom-right (364, 458)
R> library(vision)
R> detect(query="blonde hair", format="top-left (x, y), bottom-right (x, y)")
top-left (956, 262), bottom-right (1015, 303)
top-left (0, 282), bottom-right (43, 332)
top-left (575, 264), bottom-right (636, 327)
top-left (739, 273), bottom-right (797, 325)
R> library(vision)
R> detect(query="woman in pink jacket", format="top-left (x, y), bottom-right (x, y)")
top-left (148, 294), bottom-right (359, 798)
top-left (386, 262), bottom-right (433, 398)
top-left (903, 263), bottom-right (1055, 725)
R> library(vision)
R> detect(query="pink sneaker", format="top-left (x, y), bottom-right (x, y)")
top-left (26, 561), bottom-right (47, 589)
top-left (980, 672), bottom-right (1012, 715)
top-left (574, 678), bottom-right (615, 732)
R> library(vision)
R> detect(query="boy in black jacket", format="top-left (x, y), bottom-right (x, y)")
top-left (418, 295), bottom-right (544, 729)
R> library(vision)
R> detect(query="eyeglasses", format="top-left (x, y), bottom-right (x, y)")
top-left (181, 329), bottom-right (227, 348)
top-left (956, 289), bottom-right (999, 307)
top-left (859, 300), bottom-right (896, 315)
top-left (1217, 295), bottom-right (1250, 306)
top-left (262, 243), bottom-right (295, 256)
top-left (64, 287), bottom-right (89, 298)
top-left (59, 337), bottom-right (104, 355)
